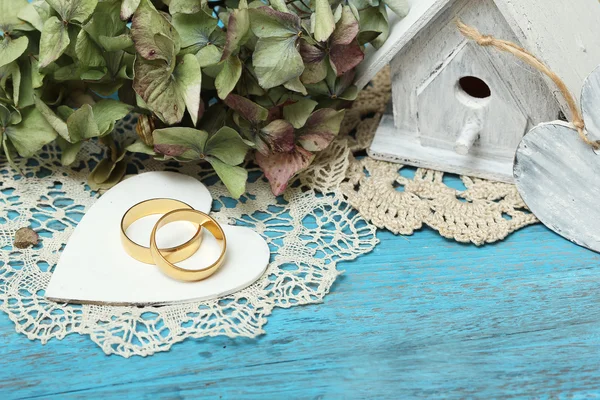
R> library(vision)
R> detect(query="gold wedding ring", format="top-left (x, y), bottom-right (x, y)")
top-left (121, 199), bottom-right (203, 264)
top-left (150, 209), bottom-right (227, 282)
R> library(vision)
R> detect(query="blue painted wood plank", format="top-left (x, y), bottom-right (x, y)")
top-left (1, 223), bottom-right (600, 399)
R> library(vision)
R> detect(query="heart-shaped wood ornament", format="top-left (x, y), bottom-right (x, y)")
top-left (514, 66), bottom-right (600, 253)
top-left (45, 171), bottom-right (270, 306)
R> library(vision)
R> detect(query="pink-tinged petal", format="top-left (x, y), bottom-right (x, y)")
top-left (299, 40), bottom-right (325, 64)
top-left (260, 119), bottom-right (295, 153)
top-left (249, 7), bottom-right (301, 37)
top-left (197, 98), bottom-right (206, 123)
top-left (298, 108), bottom-right (345, 151)
top-left (298, 131), bottom-right (335, 152)
top-left (337, 69), bottom-right (356, 92)
top-left (224, 94), bottom-right (268, 124)
top-left (267, 105), bottom-right (283, 122)
top-left (221, 7), bottom-right (249, 61)
top-left (330, 40), bottom-right (363, 76)
top-left (154, 143), bottom-right (188, 157)
top-left (255, 146), bottom-right (315, 195)
top-left (267, 99), bottom-right (294, 122)
top-left (255, 136), bottom-right (271, 156)
top-left (331, 6), bottom-right (359, 46)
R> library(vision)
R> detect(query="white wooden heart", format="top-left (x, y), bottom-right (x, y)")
top-left (514, 122), bottom-right (600, 252)
top-left (45, 171), bottom-right (270, 305)
top-left (513, 66), bottom-right (600, 253)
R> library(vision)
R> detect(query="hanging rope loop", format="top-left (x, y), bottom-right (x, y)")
top-left (457, 20), bottom-right (600, 150)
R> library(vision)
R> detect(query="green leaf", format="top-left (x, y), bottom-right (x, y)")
top-left (249, 6), bottom-right (301, 38)
top-left (283, 76), bottom-right (307, 95)
top-left (358, 4), bottom-right (389, 49)
top-left (221, 0), bottom-right (250, 60)
top-left (46, 0), bottom-right (98, 24)
top-left (8, 107), bottom-right (22, 125)
top-left (17, 57), bottom-right (35, 108)
top-left (269, 0), bottom-right (289, 13)
top-left (205, 126), bottom-right (249, 165)
top-left (88, 157), bottom-right (127, 190)
top-left (80, 68), bottom-right (106, 80)
top-left (301, 60), bottom-right (328, 85)
top-left (382, 0), bottom-right (410, 18)
top-left (224, 94), bottom-right (268, 124)
top-left (253, 36), bottom-right (303, 89)
top-left (131, 0), bottom-right (180, 61)
top-left (196, 44), bottom-right (222, 67)
top-left (98, 34), bottom-right (134, 52)
top-left (283, 99), bottom-right (318, 129)
top-left (4, 107), bottom-right (57, 157)
top-left (56, 136), bottom-right (82, 165)
top-left (198, 102), bottom-right (227, 134)
top-left (75, 29), bottom-right (106, 67)
top-left (83, 0), bottom-right (126, 38)
top-left (0, 103), bottom-right (11, 127)
top-left (172, 10), bottom-right (218, 49)
top-left (92, 99), bottom-right (133, 135)
top-left (297, 108), bottom-right (344, 151)
top-left (0, 0), bottom-right (34, 32)
top-left (34, 96), bottom-right (70, 141)
top-left (255, 145), bottom-right (314, 195)
top-left (2, 135), bottom-right (19, 172)
top-left (0, 37), bottom-right (29, 69)
top-left (30, 58), bottom-right (45, 88)
top-left (120, 0), bottom-right (141, 20)
top-left (39, 17), bottom-right (70, 68)
top-left (133, 57), bottom-right (183, 125)
top-left (173, 53), bottom-right (202, 126)
top-left (67, 104), bottom-right (99, 141)
top-left (208, 157), bottom-right (248, 199)
top-left (17, 1), bottom-right (48, 32)
top-left (153, 127), bottom-right (208, 159)
top-left (314, 0), bottom-right (335, 42)
top-left (169, 0), bottom-right (206, 14)
top-left (0, 61), bottom-right (21, 105)
top-left (56, 105), bottom-right (74, 120)
top-left (215, 55), bottom-right (242, 100)
top-left (126, 139), bottom-right (156, 155)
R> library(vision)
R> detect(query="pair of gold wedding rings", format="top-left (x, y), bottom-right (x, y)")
top-left (120, 198), bottom-right (226, 282)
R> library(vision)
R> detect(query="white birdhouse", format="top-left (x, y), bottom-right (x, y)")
top-left (355, 0), bottom-right (600, 182)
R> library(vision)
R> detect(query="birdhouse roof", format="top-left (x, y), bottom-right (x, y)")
top-left (354, 0), bottom-right (600, 100)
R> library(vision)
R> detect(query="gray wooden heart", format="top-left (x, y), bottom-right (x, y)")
top-left (514, 66), bottom-right (600, 253)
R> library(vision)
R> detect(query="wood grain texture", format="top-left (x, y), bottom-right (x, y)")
top-left (365, 0), bottom-right (563, 183)
top-left (494, 0), bottom-right (600, 112)
top-left (514, 122), bottom-right (600, 253)
top-left (581, 65), bottom-right (600, 140)
top-left (357, 0), bottom-right (600, 112)
top-left (2, 217), bottom-right (600, 398)
top-left (369, 115), bottom-right (515, 182)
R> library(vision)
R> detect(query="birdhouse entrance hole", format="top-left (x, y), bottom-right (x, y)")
top-left (458, 76), bottom-right (491, 99)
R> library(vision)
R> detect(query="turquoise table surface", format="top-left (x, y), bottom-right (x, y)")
top-left (2, 213), bottom-right (600, 398)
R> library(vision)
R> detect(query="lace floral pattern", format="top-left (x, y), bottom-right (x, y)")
top-left (0, 115), bottom-right (377, 357)
top-left (339, 67), bottom-right (538, 245)
top-left (0, 68), bottom-right (536, 357)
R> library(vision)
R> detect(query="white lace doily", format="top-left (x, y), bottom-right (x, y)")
top-left (339, 68), bottom-right (539, 245)
top-left (0, 68), bottom-right (537, 357)
top-left (0, 115), bottom-right (378, 358)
